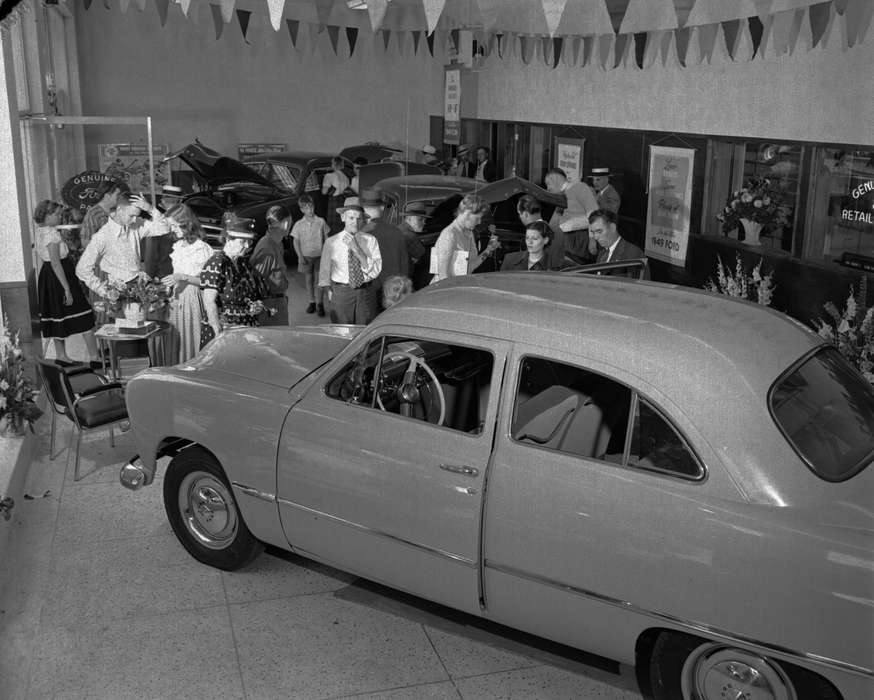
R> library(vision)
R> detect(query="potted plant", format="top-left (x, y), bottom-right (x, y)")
top-left (0, 315), bottom-right (43, 437)
top-left (105, 276), bottom-right (170, 321)
top-left (715, 176), bottom-right (790, 245)
top-left (703, 253), bottom-right (776, 307)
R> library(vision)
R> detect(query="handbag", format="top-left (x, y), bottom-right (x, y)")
top-left (198, 295), bottom-right (216, 349)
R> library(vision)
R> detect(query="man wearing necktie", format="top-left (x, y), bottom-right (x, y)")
top-left (318, 203), bottom-right (382, 324)
top-left (588, 209), bottom-right (648, 279)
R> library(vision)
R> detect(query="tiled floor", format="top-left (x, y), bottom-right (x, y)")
top-left (0, 273), bottom-right (646, 700)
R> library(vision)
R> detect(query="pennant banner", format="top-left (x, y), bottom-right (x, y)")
top-left (286, 18), bottom-right (299, 47)
top-left (236, 8), bottom-right (251, 43)
top-left (210, 2), bottom-right (224, 39)
top-left (219, 0), bottom-right (234, 24)
top-left (422, 0), bottom-right (445, 35)
top-left (155, 0), bottom-right (169, 26)
top-left (620, 0), bottom-right (679, 34)
top-left (266, 0), bottom-right (284, 32)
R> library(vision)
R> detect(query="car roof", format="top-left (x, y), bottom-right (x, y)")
top-left (382, 272), bottom-right (822, 398)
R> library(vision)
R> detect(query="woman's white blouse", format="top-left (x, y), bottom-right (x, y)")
top-left (170, 239), bottom-right (213, 276)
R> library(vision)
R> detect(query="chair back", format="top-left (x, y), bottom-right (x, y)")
top-left (36, 359), bottom-right (74, 418)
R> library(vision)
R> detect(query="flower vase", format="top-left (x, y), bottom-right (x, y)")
top-left (123, 302), bottom-right (145, 322)
top-left (740, 218), bottom-right (763, 246)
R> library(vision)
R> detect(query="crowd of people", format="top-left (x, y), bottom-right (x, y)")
top-left (33, 153), bottom-right (643, 370)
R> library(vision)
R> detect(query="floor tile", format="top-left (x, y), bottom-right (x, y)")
top-left (222, 549), bottom-right (356, 604)
top-left (230, 593), bottom-right (449, 699)
top-left (40, 534), bottom-right (225, 626)
top-left (27, 606), bottom-right (244, 700)
top-left (453, 665), bottom-right (642, 700)
top-left (424, 625), bottom-right (538, 679)
top-left (338, 680), bottom-right (461, 699)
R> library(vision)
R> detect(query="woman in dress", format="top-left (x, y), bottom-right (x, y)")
top-left (501, 221), bottom-right (554, 271)
top-left (165, 203), bottom-right (214, 362)
top-left (430, 194), bottom-right (500, 284)
top-left (200, 217), bottom-right (265, 340)
top-left (33, 200), bottom-right (101, 366)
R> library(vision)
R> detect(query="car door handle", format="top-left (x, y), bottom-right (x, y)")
top-left (438, 464), bottom-right (479, 478)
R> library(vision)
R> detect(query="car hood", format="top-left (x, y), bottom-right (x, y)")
top-left (168, 142), bottom-right (274, 188)
top-left (375, 175), bottom-right (566, 207)
top-left (183, 325), bottom-right (362, 388)
top-left (476, 176), bottom-right (567, 207)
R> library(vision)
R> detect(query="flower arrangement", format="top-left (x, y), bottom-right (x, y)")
top-left (812, 281), bottom-right (874, 385)
top-left (703, 253), bottom-right (776, 307)
top-left (0, 315), bottom-right (43, 436)
top-left (716, 176), bottom-right (790, 234)
top-left (94, 276), bottom-right (170, 319)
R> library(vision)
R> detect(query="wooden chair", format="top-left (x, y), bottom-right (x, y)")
top-left (36, 359), bottom-right (128, 481)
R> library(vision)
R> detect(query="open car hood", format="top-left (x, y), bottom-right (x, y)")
top-left (476, 176), bottom-right (567, 207)
top-left (375, 175), bottom-right (566, 208)
top-left (168, 141), bottom-right (274, 188)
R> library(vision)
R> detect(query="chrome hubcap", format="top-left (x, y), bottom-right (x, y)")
top-left (682, 645), bottom-right (795, 700)
top-left (178, 471), bottom-right (238, 550)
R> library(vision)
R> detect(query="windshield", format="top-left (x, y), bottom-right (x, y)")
top-left (770, 347), bottom-right (874, 481)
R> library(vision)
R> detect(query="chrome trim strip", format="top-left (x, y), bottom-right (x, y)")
top-left (485, 560), bottom-right (873, 679)
top-left (231, 482), bottom-right (276, 503)
top-left (277, 497), bottom-right (477, 567)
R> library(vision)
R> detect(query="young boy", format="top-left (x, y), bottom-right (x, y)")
top-left (291, 194), bottom-right (330, 316)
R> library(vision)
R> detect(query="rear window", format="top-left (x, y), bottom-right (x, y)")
top-left (770, 347), bottom-right (874, 481)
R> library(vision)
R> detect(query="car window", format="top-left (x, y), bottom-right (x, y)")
top-left (268, 163), bottom-right (299, 191)
top-left (512, 356), bottom-right (702, 478)
top-left (770, 347), bottom-right (874, 481)
top-left (307, 168), bottom-right (329, 193)
top-left (325, 335), bottom-right (494, 433)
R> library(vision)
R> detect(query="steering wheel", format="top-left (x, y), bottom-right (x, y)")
top-left (376, 350), bottom-right (446, 426)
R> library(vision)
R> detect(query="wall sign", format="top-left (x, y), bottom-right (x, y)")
top-left (645, 146), bottom-right (695, 267)
top-left (443, 67), bottom-right (461, 145)
top-left (98, 143), bottom-right (171, 195)
top-left (60, 171), bottom-right (125, 212)
top-left (238, 143), bottom-right (288, 158)
top-left (554, 137), bottom-right (584, 183)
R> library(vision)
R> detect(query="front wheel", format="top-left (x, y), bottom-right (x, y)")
top-left (163, 447), bottom-right (263, 570)
top-left (650, 631), bottom-right (839, 700)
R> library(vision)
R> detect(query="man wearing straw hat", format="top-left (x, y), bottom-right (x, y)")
top-left (319, 200), bottom-right (382, 324)
top-left (591, 166), bottom-right (621, 214)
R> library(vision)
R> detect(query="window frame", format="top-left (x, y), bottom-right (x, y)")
top-left (509, 354), bottom-right (706, 482)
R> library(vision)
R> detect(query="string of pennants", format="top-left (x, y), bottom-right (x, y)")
top-left (78, 0), bottom-right (873, 67)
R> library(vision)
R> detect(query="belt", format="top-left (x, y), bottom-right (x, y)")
top-left (332, 281), bottom-right (371, 288)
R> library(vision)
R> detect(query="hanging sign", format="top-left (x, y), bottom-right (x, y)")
top-left (237, 143), bottom-right (288, 158)
top-left (97, 143), bottom-right (171, 194)
top-left (554, 136), bottom-right (584, 183)
top-left (60, 171), bottom-right (125, 212)
top-left (645, 146), bottom-right (695, 267)
top-left (443, 67), bottom-right (461, 145)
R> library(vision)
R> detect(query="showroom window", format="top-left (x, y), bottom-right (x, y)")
top-left (511, 356), bottom-right (702, 479)
top-left (325, 336), bottom-right (494, 433)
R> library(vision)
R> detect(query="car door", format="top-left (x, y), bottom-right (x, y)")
top-left (277, 327), bottom-right (508, 615)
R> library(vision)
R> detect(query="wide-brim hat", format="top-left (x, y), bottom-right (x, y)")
top-left (591, 167), bottom-right (611, 176)
top-left (223, 214), bottom-right (257, 239)
top-left (359, 188), bottom-right (385, 207)
top-left (400, 201), bottom-right (432, 218)
top-left (337, 203), bottom-right (366, 216)
top-left (456, 144), bottom-right (472, 156)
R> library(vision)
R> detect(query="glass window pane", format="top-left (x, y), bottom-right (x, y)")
top-left (628, 398), bottom-right (702, 478)
top-left (770, 347), bottom-right (874, 481)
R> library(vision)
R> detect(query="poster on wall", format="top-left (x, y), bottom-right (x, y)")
top-left (554, 137), bottom-right (584, 182)
top-left (98, 143), bottom-right (171, 195)
top-left (443, 68), bottom-right (461, 145)
top-left (238, 143), bottom-right (287, 158)
top-left (645, 146), bottom-right (695, 267)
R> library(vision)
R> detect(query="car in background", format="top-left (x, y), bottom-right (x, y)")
top-left (374, 174), bottom-right (566, 286)
top-left (121, 273), bottom-right (874, 700)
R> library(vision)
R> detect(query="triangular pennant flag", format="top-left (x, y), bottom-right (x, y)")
top-left (686, 0), bottom-right (762, 28)
top-left (539, 36), bottom-right (551, 65)
top-left (120, 0), bottom-right (131, 12)
top-left (411, 29), bottom-right (421, 53)
top-left (313, 0), bottom-right (333, 29)
top-left (266, 0), bottom-right (285, 32)
top-left (155, 0), bottom-right (170, 26)
top-left (580, 35), bottom-right (595, 67)
top-left (597, 34), bottom-right (614, 70)
top-left (179, 0), bottom-right (191, 18)
top-left (382, 29), bottom-right (392, 52)
top-left (844, 0), bottom-right (874, 47)
top-left (814, 3), bottom-right (846, 50)
top-left (552, 37), bottom-right (563, 68)
top-left (642, 29), bottom-right (662, 68)
top-left (613, 33), bottom-right (631, 68)
top-left (770, 0), bottom-right (816, 12)
top-left (570, 35), bottom-right (582, 65)
top-left (326, 25), bottom-right (340, 54)
top-left (83, 0), bottom-right (93, 9)
top-left (476, 0), bottom-right (502, 32)
top-left (697, 23), bottom-right (719, 62)
top-left (219, 0), bottom-right (234, 24)
top-left (422, 0), bottom-right (446, 35)
top-left (791, 6), bottom-right (814, 52)
top-left (347, 27), bottom-right (358, 55)
top-left (685, 26), bottom-right (703, 64)
top-left (733, 18), bottom-right (755, 61)
top-left (519, 35), bottom-right (534, 64)
top-left (133, 0), bottom-right (147, 11)
top-left (709, 23), bottom-right (732, 64)
top-left (541, 0), bottom-right (568, 37)
top-left (620, 0), bottom-right (679, 34)
top-left (236, 9), bottom-right (252, 43)
top-left (210, 3), bottom-right (224, 39)
top-left (286, 18), bottom-right (299, 47)
top-left (673, 26), bottom-right (692, 64)
top-left (102, 0), bottom-right (110, 9)
top-left (767, 10), bottom-right (794, 57)
top-left (556, 0), bottom-right (613, 36)
top-left (721, 19), bottom-right (740, 56)
top-left (426, 32), bottom-right (435, 56)
top-left (809, 1), bottom-right (833, 48)
top-left (367, 0), bottom-right (389, 31)
top-left (661, 27), bottom-right (680, 67)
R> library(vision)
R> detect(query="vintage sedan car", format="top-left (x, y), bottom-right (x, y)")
top-left (120, 274), bottom-right (873, 700)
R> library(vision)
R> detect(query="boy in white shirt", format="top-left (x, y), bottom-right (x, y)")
top-left (291, 194), bottom-right (330, 316)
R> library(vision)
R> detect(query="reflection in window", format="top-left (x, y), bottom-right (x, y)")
top-left (511, 357), bottom-right (701, 478)
top-left (325, 336), bottom-right (493, 433)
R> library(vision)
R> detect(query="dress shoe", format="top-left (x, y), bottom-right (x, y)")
top-left (317, 303), bottom-right (325, 317)
top-left (305, 302), bottom-right (316, 314)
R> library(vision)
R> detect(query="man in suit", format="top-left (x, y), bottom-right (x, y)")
top-left (453, 144), bottom-right (475, 178)
top-left (475, 146), bottom-right (497, 182)
top-left (360, 188), bottom-right (408, 311)
top-left (588, 209), bottom-right (648, 279)
top-left (591, 167), bottom-right (621, 214)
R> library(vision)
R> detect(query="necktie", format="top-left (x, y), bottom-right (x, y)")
top-left (348, 245), bottom-right (365, 288)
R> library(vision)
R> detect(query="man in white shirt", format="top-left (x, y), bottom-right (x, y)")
top-left (545, 167), bottom-right (599, 263)
top-left (319, 203), bottom-right (382, 324)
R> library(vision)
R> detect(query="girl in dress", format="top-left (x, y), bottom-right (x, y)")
top-left (165, 204), bottom-right (214, 363)
top-left (33, 200), bottom-right (101, 366)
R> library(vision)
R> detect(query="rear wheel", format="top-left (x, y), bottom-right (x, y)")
top-left (649, 631), bottom-right (839, 700)
top-left (163, 447), bottom-right (263, 570)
